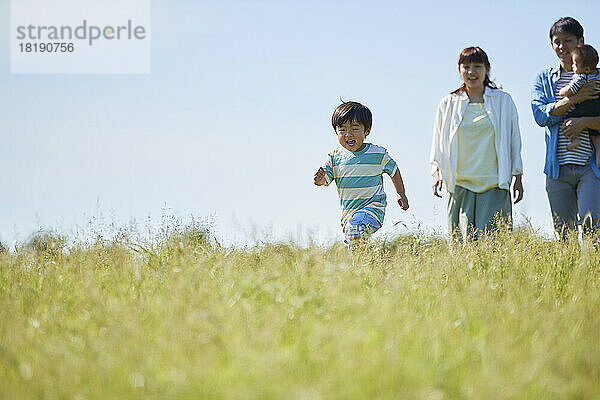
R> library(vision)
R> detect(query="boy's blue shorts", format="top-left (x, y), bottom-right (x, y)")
top-left (343, 211), bottom-right (381, 242)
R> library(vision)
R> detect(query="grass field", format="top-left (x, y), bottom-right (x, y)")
top-left (1, 226), bottom-right (599, 399)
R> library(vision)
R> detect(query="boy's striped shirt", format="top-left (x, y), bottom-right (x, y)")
top-left (556, 69), bottom-right (593, 165)
top-left (322, 143), bottom-right (397, 228)
top-left (565, 70), bottom-right (600, 93)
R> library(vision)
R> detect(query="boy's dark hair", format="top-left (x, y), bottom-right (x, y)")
top-left (573, 44), bottom-right (598, 69)
top-left (331, 101), bottom-right (372, 132)
top-left (550, 17), bottom-right (584, 40)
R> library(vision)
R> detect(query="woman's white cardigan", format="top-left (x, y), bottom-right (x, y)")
top-left (429, 87), bottom-right (523, 193)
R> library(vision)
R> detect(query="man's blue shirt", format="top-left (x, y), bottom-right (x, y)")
top-left (531, 66), bottom-right (600, 179)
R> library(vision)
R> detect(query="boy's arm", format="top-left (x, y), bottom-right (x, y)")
top-left (551, 80), bottom-right (600, 117)
top-left (558, 75), bottom-right (586, 97)
top-left (314, 167), bottom-right (328, 186)
top-left (561, 79), bottom-right (600, 139)
top-left (558, 86), bottom-right (575, 97)
top-left (314, 154), bottom-right (334, 186)
top-left (382, 152), bottom-right (408, 210)
top-left (389, 169), bottom-right (409, 210)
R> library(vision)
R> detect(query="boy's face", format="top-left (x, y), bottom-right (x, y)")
top-left (572, 53), bottom-right (593, 74)
top-left (336, 120), bottom-right (369, 152)
top-left (551, 32), bottom-right (584, 67)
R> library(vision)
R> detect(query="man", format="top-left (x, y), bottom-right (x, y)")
top-left (531, 17), bottom-right (600, 239)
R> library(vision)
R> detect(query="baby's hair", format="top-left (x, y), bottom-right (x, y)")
top-left (331, 101), bottom-right (372, 132)
top-left (573, 44), bottom-right (598, 70)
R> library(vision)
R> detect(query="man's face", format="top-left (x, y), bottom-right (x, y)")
top-left (551, 32), bottom-right (584, 67)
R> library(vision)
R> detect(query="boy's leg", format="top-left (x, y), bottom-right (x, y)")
top-left (566, 97), bottom-right (600, 150)
top-left (585, 96), bottom-right (600, 137)
top-left (564, 103), bottom-right (585, 150)
top-left (584, 96), bottom-right (600, 166)
top-left (344, 211), bottom-right (382, 247)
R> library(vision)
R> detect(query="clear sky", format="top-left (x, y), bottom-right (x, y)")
top-left (2, 0), bottom-right (600, 246)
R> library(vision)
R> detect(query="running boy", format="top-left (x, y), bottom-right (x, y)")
top-left (314, 101), bottom-right (409, 244)
top-left (558, 44), bottom-right (600, 167)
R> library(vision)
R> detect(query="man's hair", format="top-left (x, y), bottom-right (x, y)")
top-left (550, 17), bottom-right (584, 40)
top-left (331, 101), bottom-right (372, 132)
top-left (573, 44), bottom-right (599, 70)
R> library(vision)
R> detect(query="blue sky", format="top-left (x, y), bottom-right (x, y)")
top-left (2, 0), bottom-right (600, 245)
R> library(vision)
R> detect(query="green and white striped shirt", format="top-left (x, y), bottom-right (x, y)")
top-left (322, 143), bottom-right (398, 228)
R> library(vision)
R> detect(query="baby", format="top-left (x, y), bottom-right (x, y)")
top-left (558, 44), bottom-right (600, 167)
top-left (314, 101), bottom-right (409, 246)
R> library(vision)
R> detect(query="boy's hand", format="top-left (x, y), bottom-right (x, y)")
top-left (397, 192), bottom-right (409, 210)
top-left (314, 167), bottom-right (327, 186)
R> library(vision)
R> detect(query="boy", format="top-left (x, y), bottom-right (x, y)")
top-left (558, 44), bottom-right (600, 167)
top-left (313, 101), bottom-right (409, 245)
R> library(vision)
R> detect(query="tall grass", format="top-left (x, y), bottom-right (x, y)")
top-left (1, 226), bottom-right (598, 399)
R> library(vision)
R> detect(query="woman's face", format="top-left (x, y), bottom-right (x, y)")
top-left (459, 62), bottom-right (488, 91)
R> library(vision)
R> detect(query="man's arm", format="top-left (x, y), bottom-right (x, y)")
top-left (531, 71), bottom-right (563, 128)
top-left (563, 116), bottom-right (600, 139)
top-left (551, 97), bottom-right (579, 116)
top-left (580, 116), bottom-right (600, 130)
top-left (389, 169), bottom-right (409, 210)
top-left (551, 80), bottom-right (600, 117)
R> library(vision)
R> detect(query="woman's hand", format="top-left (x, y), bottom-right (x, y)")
top-left (512, 174), bottom-right (523, 204)
top-left (432, 169), bottom-right (444, 198)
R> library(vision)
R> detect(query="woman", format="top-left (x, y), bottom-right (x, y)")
top-left (430, 47), bottom-right (524, 240)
